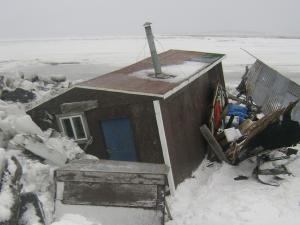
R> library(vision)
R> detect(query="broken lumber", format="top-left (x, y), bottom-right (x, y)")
top-left (227, 100), bottom-right (300, 164)
top-left (200, 125), bottom-right (231, 164)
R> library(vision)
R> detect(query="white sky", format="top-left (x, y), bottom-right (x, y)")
top-left (1, 0), bottom-right (300, 39)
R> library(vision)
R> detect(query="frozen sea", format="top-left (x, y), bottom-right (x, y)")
top-left (1, 35), bottom-right (300, 225)
top-left (0, 35), bottom-right (300, 86)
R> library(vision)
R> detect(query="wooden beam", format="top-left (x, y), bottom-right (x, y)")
top-left (153, 100), bottom-right (176, 195)
top-left (200, 125), bottom-right (230, 163)
top-left (55, 171), bottom-right (166, 185)
top-left (60, 100), bottom-right (98, 114)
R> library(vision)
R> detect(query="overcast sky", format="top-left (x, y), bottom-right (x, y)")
top-left (1, 0), bottom-right (299, 39)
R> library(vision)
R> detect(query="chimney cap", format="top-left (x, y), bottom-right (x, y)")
top-left (143, 22), bottom-right (152, 27)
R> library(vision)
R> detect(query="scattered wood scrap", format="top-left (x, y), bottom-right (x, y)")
top-left (200, 125), bottom-right (230, 164)
top-left (226, 100), bottom-right (300, 165)
top-left (201, 61), bottom-right (300, 187)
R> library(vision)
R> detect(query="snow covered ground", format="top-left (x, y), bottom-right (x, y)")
top-left (167, 156), bottom-right (300, 225)
top-left (0, 36), bottom-right (300, 225)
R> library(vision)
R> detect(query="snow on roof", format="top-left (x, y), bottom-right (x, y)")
top-left (78, 49), bottom-right (225, 98)
top-left (130, 61), bottom-right (209, 83)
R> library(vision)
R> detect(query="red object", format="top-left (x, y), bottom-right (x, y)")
top-left (214, 100), bottom-right (222, 131)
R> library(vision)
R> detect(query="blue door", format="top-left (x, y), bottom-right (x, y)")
top-left (100, 118), bottom-right (137, 161)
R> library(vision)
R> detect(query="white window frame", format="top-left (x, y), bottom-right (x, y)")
top-left (58, 113), bottom-right (89, 142)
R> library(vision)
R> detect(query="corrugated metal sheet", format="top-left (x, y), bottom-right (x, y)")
top-left (244, 60), bottom-right (300, 120)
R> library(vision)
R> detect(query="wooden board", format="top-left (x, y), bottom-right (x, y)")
top-left (62, 182), bottom-right (159, 208)
top-left (60, 100), bottom-right (98, 114)
top-left (57, 159), bottom-right (169, 175)
top-left (55, 170), bottom-right (166, 185)
top-left (200, 124), bottom-right (230, 163)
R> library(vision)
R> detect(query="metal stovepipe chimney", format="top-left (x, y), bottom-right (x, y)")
top-left (143, 22), bottom-right (162, 77)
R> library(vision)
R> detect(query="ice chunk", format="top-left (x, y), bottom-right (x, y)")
top-left (51, 75), bottom-right (66, 83)
top-left (20, 80), bottom-right (35, 91)
top-left (18, 135), bottom-right (68, 166)
top-left (0, 115), bottom-right (42, 136)
top-left (0, 181), bottom-right (13, 222)
top-left (14, 115), bottom-right (43, 135)
top-left (45, 137), bottom-right (82, 160)
top-left (0, 102), bottom-right (24, 116)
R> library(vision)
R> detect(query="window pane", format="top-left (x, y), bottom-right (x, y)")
top-left (72, 116), bottom-right (86, 139)
top-left (62, 118), bottom-right (75, 138)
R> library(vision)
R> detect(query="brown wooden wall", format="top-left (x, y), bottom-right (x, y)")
top-left (27, 88), bottom-right (164, 163)
top-left (160, 63), bottom-right (224, 185)
top-left (28, 62), bottom-right (225, 187)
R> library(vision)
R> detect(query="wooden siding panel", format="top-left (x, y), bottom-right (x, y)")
top-left (160, 63), bottom-right (224, 185)
top-left (56, 159), bottom-right (168, 175)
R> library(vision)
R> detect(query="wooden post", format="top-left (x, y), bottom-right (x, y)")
top-left (200, 125), bottom-right (230, 164)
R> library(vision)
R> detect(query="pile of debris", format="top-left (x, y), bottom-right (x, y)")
top-left (0, 73), bottom-right (72, 104)
top-left (0, 99), bottom-right (97, 225)
top-left (201, 60), bottom-right (300, 186)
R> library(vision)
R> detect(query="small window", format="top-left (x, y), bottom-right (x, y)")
top-left (59, 114), bottom-right (88, 141)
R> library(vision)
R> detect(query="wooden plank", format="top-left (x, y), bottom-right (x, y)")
top-left (153, 100), bottom-right (176, 195)
top-left (62, 182), bottom-right (159, 208)
top-left (55, 170), bottom-right (166, 185)
top-left (57, 159), bottom-right (169, 175)
top-left (60, 100), bottom-right (98, 114)
top-left (200, 125), bottom-right (230, 163)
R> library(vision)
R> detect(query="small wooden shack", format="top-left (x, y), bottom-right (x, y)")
top-left (27, 49), bottom-right (225, 193)
top-left (54, 159), bottom-right (168, 225)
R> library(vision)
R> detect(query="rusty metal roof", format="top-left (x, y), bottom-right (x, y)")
top-left (78, 49), bottom-right (225, 98)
